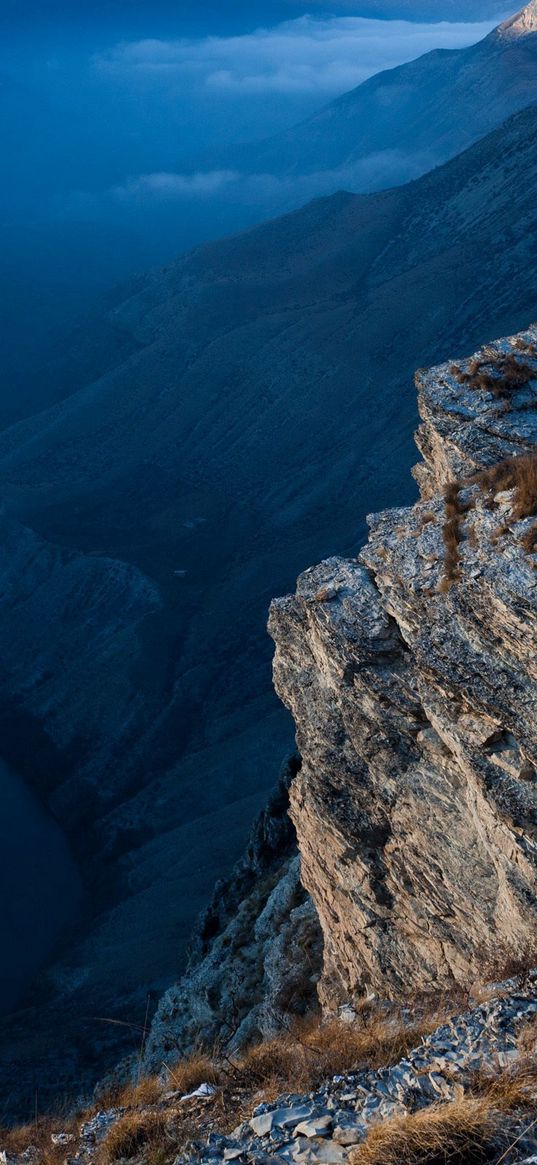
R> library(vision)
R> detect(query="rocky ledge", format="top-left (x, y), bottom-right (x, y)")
top-left (269, 324), bottom-right (537, 1014)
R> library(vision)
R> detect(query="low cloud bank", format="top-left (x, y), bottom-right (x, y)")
top-left (95, 14), bottom-right (499, 98)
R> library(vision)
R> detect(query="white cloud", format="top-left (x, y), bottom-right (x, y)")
top-left (94, 14), bottom-right (500, 99)
top-left (112, 170), bottom-right (240, 200)
top-left (105, 148), bottom-right (442, 211)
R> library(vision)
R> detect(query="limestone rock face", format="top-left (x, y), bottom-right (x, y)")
top-left (269, 325), bottom-right (537, 1012)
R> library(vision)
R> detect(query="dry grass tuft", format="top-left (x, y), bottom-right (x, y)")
top-left (439, 452), bottom-right (537, 585)
top-left (451, 352), bottom-right (537, 400)
top-left (100, 1075), bottom-right (163, 1110)
top-left (233, 1008), bottom-right (449, 1096)
top-left (100, 1110), bottom-right (169, 1163)
top-left (301, 1013), bottom-right (439, 1075)
top-left (518, 1015), bottom-right (537, 1059)
top-left (441, 481), bottom-right (464, 586)
top-left (469, 1056), bottom-right (537, 1113)
top-left (0, 1117), bottom-right (79, 1165)
top-left (478, 940), bottom-right (537, 989)
top-left (513, 337), bottom-right (537, 354)
top-left (474, 453), bottom-right (537, 522)
top-left (162, 1054), bottom-right (224, 1095)
top-left (521, 523), bottom-right (537, 554)
top-left (348, 1096), bottom-right (507, 1165)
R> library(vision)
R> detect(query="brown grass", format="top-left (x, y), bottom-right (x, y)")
top-left (474, 453), bottom-right (537, 521)
top-left (1, 1011), bottom-right (448, 1163)
top-left (469, 1057), bottom-right (537, 1113)
top-left (441, 481), bottom-right (464, 586)
top-left (231, 1006), bottom-right (450, 1098)
top-left (518, 1016), bottom-right (537, 1059)
top-left (0, 997), bottom-right (505, 1164)
top-left (348, 1096), bottom-right (507, 1165)
top-left (478, 939), bottom-right (537, 989)
top-left (351, 1054), bottom-right (537, 1165)
top-left (99, 1075), bottom-right (163, 1110)
top-left (521, 522), bottom-right (537, 553)
top-left (451, 353), bottom-right (537, 400)
top-left (439, 451), bottom-right (537, 584)
top-left (513, 338), bottom-right (537, 355)
top-left (0, 1117), bottom-right (79, 1165)
top-left (100, 1110), bottom-right (169, 1163)
top-left (160, 1054), bottom-right (224, 1096)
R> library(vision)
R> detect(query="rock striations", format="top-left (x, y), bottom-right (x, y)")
top-left (269, 324), bottom-right (537, 1014)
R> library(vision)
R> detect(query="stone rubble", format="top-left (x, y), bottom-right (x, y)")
top-left (177, 980), bottom-right (537, 1164)
top-left (4, 981), bottom-right (534, 1165)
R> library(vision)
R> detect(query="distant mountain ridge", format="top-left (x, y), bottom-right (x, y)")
top-left (2, 3), bottom-right (535, 441)
top-left (227, 2), bottom-right (537, 190)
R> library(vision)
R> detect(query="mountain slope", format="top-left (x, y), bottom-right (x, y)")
top-left (3, 101), bottom-right (537, 1106)
top-left (230, 2), bottom-right (537, 190)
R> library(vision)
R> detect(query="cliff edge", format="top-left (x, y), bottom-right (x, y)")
top-left (269, 324), bottom-right (537, 1014)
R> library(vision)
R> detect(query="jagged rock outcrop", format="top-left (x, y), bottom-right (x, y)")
top-left (141, 761), bottom-right (322, 1070)
top-left (269, 324), bottom-right (537, 1014)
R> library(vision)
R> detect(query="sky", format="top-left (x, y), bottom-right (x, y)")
top-left (0, 0), bottom-right (511, 408)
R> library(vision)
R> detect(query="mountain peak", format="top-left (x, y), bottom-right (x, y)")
top-left (498, 1), bottom-right (537, 37)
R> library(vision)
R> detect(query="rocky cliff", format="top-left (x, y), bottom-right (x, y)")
top-left (269, 324), bottom-right (537, 1014)
top-left (6, 99), bottom-right (537, 1110)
